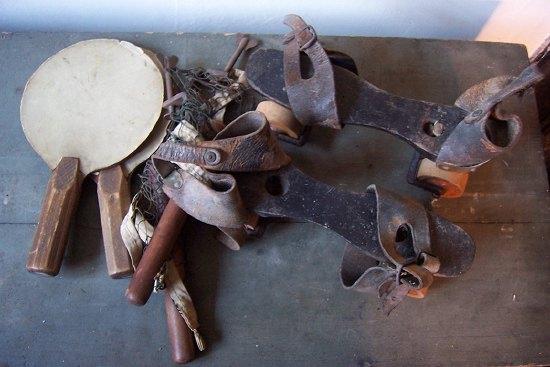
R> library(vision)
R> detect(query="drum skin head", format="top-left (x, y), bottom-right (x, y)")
top-left (20, 39), bottom-right (164, 174)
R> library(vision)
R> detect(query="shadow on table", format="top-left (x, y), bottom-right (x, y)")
top-left (181, 218), bottom-right (223, 356)
top-left (63, 178), bottom-right (103, 274)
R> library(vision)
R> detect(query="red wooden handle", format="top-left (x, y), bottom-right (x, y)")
top-left (164, 292), bottom-right (196, 364)
top-left (126, 199), bottom-right (187, 305)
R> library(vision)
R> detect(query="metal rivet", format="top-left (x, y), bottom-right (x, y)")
top-left (431, 121), bottom-right (444, 136)
top-left (204, 149), bottom-right (221, 165)
top-left (423, 120), bottom-right (444, 137)
top-left (471, 109), bottom-right (483, 118)
top-left (173, 178), bottom-right (183, 189)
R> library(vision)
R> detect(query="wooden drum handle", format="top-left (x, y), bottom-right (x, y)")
top-left (27, 157), bottom-right (83, 276)
top-left (96, 164), bottom-right (133, 278)
top-left (126, 199), bottom-right (187, 305)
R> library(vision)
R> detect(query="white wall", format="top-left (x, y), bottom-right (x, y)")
top-left (0, 0), bottom-right (548, 56)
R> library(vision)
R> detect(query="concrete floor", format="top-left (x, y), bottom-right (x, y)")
top-left (1, 33), bottom-right (549, 366)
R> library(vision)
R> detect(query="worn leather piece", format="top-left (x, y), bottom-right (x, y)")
top-left (282, 14), bottom-right (340, 129)
top-left (406, 51), bottom-right (547, 188)
top-left (340, 244), bottom-right (392, 292)
top-left (154, 111), bottom-right (291, 172)
top-left (164, 170), bottom-right (257, 230)
top-left (436, 73), bottom-right (536, 170)
top-left (159, 111), bottom-right (288, 232)
top-left (375, 186), bottom-right (436, 289)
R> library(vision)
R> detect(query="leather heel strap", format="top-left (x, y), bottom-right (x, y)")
top-left (154, 111), bottom-right (291, 172)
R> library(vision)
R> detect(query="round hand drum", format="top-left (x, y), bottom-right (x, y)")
top-left (21, 39), bottom-right (164, 276)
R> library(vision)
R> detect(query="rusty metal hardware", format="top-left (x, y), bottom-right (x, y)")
top-left (157, 111), bottom-right (475, 307)
top-left (246, 15), bottom-right (549, 186)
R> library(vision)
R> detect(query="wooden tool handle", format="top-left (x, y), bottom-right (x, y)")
top-left (165, 237), bottom-right (196, 363)
top-left (164, 292), bottom-right (195, 364)
top-left (97, 164), bottom-right (133, 278)
top-left (27, 157), bottom-right (83, 276)
top-left (126, 199), bottom-right (187, 305)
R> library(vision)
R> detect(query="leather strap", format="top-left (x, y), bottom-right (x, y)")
top-left (164, 170), bottom-right (257, 230)
top-left (154, 111), bottom-right (291, 172)
top-left (282, 14), bottom-right (340, 129)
